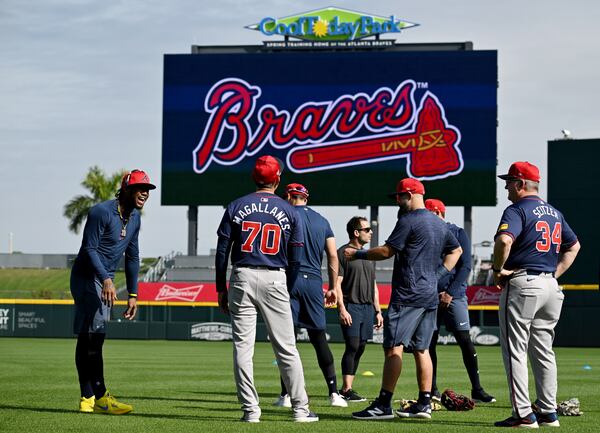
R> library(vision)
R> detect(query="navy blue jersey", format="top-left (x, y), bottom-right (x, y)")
top-left (437, 223), bottom-right (472, 297)
top-left (385, 208), bottom-right (460, 308)
top-left (72, 200), bottom-right (141, 294)
top-left (495, 195), bottom-right (577, 272)
top-left (295, 206), bottom-right (334, 278)
top-left (217, 192), bottom-right (304, 268)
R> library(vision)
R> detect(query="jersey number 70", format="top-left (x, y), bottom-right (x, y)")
top-left (535, 221), bottom-right (561, 253)
top-left (241, 221), bottom-right (281, 255)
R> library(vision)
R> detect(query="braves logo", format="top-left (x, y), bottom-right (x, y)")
top-left (193, 78), bottom-right (463, 180)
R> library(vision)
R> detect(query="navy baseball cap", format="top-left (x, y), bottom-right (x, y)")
top-left (252, 155), bottom-right (282, 184)
top-left (121, 169), bottom-right (156, 190)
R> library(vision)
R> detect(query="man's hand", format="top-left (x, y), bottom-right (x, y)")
top-left (439, 292), bottom-right (453, 309)
top-left (375, 311), bottom-right (383, 329)
top-left (218, 291), bottom-right (229, 314)
top-left (493, 269), bottom-right (514, 286)
top-left (343, 248), bottom-right (357, 261)
top-left (324, 289), bottom-right (337, 307)
top-left (123, 297), bottom-right (137, 320)
top-left (101, 278), bottom-right (117, 307)
top-left (339, 309), bottom-right (352, 326)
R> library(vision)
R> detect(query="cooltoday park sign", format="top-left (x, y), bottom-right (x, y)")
top-left (246, 7), bottom-right (419, 48)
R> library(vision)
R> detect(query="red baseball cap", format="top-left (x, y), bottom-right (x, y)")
top-left (425, 198), bottom-right (446, 214)
top-left (252, 155), bottom-right (282, 185)
top-left (388, 178), bottom-right (425, 197)
top-left (121, 169), bottom-right (156, 190)
top-left (498, 161), bottom-right (540, 182)
top-left (286, 183), bottom-right (309, 198)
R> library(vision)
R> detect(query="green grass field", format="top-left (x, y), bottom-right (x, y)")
top-left (0, 339), bottom-right (597, 432)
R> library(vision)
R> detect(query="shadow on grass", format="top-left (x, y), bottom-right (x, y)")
top-left (0, 404), bottom-right (231, 421)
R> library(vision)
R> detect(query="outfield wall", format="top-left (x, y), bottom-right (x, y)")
top-left (1, 288), bottom-right (598, 347)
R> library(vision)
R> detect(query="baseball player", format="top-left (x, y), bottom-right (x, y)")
top-left (424, 199), bottom-right (495, 404)
top-left (71, 169), bottom-right (155, 414)
top-left (493, 161), bottom-right (580, 428)
top-left (336, 216), bottom-right (384, 403)
top-left (215, 156), bottom-right (318, 423)
top-left (274, 183), bottom-right (346, 408)
top-left (348, 178), bottom-right (462, 420)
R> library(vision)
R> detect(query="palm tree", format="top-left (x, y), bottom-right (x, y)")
top-left (64, 166), bottom-right (125, 234)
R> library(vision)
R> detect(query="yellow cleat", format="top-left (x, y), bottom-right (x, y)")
top-left (93, 391), bottom-right (133, 415)
top-left (79, 396), bottom-right (95, 413)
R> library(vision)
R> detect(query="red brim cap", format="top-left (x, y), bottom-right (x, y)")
top-left (123, 170), bottom-right (156, 190)
top-left (388, 178), bottom-right (425, 196)
top-left (285, 183), bottom-right (309, 198)
top-left (425, 198), bottom-right (446, 213)
top-left (253, 155), bottom-right (282, 184)
top-left (498, 161), bottom-right (540, 182)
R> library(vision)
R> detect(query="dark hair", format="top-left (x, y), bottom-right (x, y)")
top-left (346, 216), bottom-right (368, 238)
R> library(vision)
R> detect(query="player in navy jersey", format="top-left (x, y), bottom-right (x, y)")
top-left (424, 199), bottom-right (495, 404)
top-left (347, 178), bottom-right (463, 421)
top-left (492, 161), bottom-right (580, 428)
top-left (215, 155), bottom-right (318, 423)
top-left (273, 183), bottom-right (347, 408)
top-left (71, 169), bottom-right (155, 415)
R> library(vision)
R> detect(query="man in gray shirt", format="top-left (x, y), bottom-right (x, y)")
top-left (336, 216), bottom-right (383, 403)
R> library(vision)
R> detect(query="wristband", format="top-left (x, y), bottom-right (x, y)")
top-left (128, 293), bottom-right (138, 299)
top-left (492, 266), bottom-right (502, 273)
top-left (355, 249), bottom-right (368, 260)
top-left (375, 310), bottom-right (382, 314)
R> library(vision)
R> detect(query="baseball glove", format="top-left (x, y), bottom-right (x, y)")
top-left (557, 398), bottom-right (583, 416)
top-left (441, 389), bottom-right (475, 411)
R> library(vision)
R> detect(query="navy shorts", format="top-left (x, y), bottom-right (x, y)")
top-left (341, 302), bottom-right (374, 341)
top-left (71, 272), bottom-right (110, 334)
top-left (289, 273), bottom-right (325, 330)
top-left (437, 296), bottom-right (470, 332)
top-left (384, 304), bottom-right (437, 350)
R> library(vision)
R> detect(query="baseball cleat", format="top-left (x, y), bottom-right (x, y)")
top-left (535, 411), bottom-right (559, 427)
top-left (340, 388), bottom-right (367, 402)
top-left (273, 393), bottom-right (292, 408)
top-left (472, 388), bottom-right (496, 403)
top-left (329, 392), bottom-right (348, 407)
top-left (93, 391), bottom-right (133, 415)
top-left (396, 402), bottom-right (432, 419)
top-left (494, 413), bottom-right (538, 428)
top-left (352, 399), bottom-right (394, 420)
top-left (79, 396), bottom-right (95, 413)
top-left (294, 411), bottom-right (319, 422)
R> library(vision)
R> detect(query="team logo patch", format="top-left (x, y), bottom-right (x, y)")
top-left (498, 223), bottom-right (509, 231)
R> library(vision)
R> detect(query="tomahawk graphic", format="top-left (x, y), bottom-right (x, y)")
top-left (287, 93), bottom-right (463, 179)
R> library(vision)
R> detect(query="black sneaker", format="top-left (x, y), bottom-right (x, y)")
top-left (340, 388), bottom-right (367, 403)
top-left (494, 413), bottom-right (538, 428)
top-left (472, 388), bottom-right (497, 403)
top-left (396, 402), bottom-right (432, 419)
top-left (535, 411), bottom-right (559, 427)
top-left (352, 399), bottom-right (394, 420)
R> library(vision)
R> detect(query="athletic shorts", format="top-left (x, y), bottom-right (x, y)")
top-left (71, 272), bottom-right (109, 334)
top-left (289, 273), bottom-right (325, 330)
top-left (341, 302), bottom-right (374, 341)
top-left (383, 304), bottom-right (436, 350)
top-left (436, 295), bottom-right (470, 332)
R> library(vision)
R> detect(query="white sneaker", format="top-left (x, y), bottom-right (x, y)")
top-left (273, 394), bottom-right (292, 408)
top-left (294, 411), bottom-right (319, 422)
top-left (330, 392), bottom-right (348, 407)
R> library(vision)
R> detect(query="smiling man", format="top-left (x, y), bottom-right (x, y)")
top-left (70, 169), bottom-right (155, 415)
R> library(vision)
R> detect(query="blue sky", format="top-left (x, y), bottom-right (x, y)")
top-left (1, 0), bottom-right (598, 257)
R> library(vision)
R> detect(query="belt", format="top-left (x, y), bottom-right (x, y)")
top-left (236, 265), bottom-right (285, 271)
top-left (511, 269), bottom-right (555, 278)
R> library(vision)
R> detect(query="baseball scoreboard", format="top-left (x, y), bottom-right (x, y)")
top-left (162, 48), bottom-right (497, 206)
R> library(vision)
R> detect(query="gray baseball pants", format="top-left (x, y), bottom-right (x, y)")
top-left (228, 266), bottom-right (310, 420)
top-left (499, 271), bottom-right (564, 418)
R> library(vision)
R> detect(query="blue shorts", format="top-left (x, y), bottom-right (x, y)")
top-left (289, 273), bottom-right (325, 330)
top-left (436, 296), bottom-right (470, 332)
top-left (71, 272), bottom-right (109, 334)
top-left (341, 303), bottom-right (374, 341)
top-left (384, 304), bottom-right (437, 350)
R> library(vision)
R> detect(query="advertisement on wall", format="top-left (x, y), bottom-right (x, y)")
top-left (162, 48), bottom-right (497, 206)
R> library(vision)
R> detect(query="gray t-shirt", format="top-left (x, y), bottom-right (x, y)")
top-left (338, 243), bottom-right (376, 305)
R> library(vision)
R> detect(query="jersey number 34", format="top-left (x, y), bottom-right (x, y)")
top-left (535, 221), bottom-right (561, 253)
top-left (241, 221), bottom-right (281, 255)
